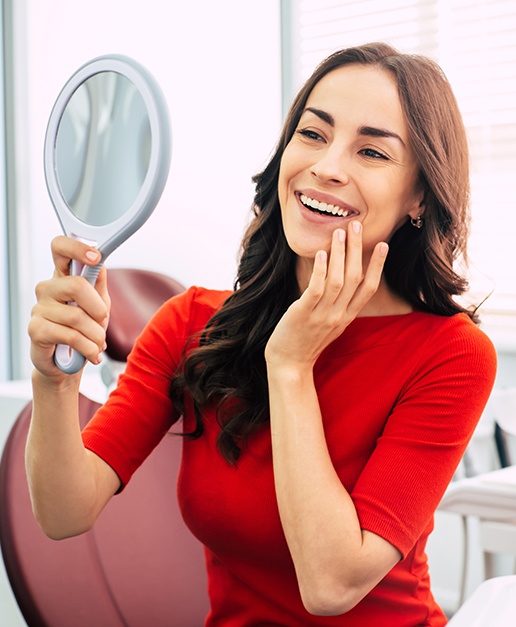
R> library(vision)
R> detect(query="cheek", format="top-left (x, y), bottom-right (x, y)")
top-left (278, 157), bottom-right (296, 210)
top-left (368, 173), bottom-right (420, 215)
top-left (278, 142), bottom-right (306, 186)
top-left (362, 187), bottom-right (416, 243)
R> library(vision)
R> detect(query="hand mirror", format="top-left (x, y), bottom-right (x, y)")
top-left (44, 54), bottom-right (171, 374)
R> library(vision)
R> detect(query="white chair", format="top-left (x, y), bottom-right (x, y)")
top-left (490, 388), bottom-right (516, 467)
top-left (448, 575), bottom-right (516, 626)
top-left (438, 388), bottom-right (516, 605)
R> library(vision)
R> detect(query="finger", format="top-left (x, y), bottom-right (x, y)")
top-left (29, 294), bottom-right (107, 365)
top-left (51, 236), bottom-right (101, 278)
top-left (300, 250), bottom-right (328, 309)
top-left (341, 220), bottom-right (364, 297)
top-left (35, 297), bottom-right (107, 345)
top-left (347, 241), bottom-right (389, 316)
top-left (82, 265), bottom-right (111, 330)
top-left (322, 229), bottom-right (346, 304)
top-left (35, 275), bottom-right (109, 326)
top-left (29, 313), bottom-right (105, 367)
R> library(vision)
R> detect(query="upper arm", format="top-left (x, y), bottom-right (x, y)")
top-left (86, 449), bottom-right (122, 514)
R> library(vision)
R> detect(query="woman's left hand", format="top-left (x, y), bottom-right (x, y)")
top-left (265, 222), bottom-right (388, 370)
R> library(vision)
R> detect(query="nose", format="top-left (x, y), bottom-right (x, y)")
top-left (310, 146), bottom-right (350, 186)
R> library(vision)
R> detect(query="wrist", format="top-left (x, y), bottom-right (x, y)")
top-left (266, 361), bottom-right (315, 386)
top-left (31, 367), bottom-right (81, 395)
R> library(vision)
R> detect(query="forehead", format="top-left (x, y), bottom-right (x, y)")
top-left (305, 64), bottom-right (408, 135)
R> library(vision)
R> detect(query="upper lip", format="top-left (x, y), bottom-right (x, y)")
top-left (296, 189), bottom-right (360, 215)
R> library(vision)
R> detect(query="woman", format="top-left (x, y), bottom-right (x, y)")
top-left (28, 43), bottom-right (497, 625)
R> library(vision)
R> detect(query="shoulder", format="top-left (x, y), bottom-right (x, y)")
top-left (149, 285), bottom-right (233, 335)
top-left (416, 312), bottom-right (496, 358)
top-left (164, 285), bottom-right (232, 313)
top-left (127, 286), bottom-right (233, 369)
top-left (346, 311), bottom-right (497, 396)
top-left (344, 310), bottom-right (495, 360)
top-left (407, 312), bottom-right (497, 391)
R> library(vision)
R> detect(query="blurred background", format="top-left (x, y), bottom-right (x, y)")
top-left (1, 0), bottom-right (515, 380)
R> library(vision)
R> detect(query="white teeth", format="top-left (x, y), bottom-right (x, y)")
top-left (300, 194), bottom-right (350, 217)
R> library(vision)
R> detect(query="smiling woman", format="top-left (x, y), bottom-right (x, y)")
top-left (27, 43), bottom-right (497, 626)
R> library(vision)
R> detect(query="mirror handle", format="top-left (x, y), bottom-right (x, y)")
top-left (54, 259), bottom-right (104, 375)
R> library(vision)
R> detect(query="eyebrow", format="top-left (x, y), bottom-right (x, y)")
top-left (303, 107), bottom-right (406, 148)
top-left (304, 106), bottom-right (335, 126)
top-left (359, 125), bottom-right (406, 148)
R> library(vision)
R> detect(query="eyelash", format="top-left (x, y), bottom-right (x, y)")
top-left (296, 129), bottom-right (389, 161)
top-left (361, 147), bottom-right (388, 160)
top-left (297, 128), bottom-right (323, 141)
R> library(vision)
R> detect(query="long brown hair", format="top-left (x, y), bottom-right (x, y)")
top-left (171, 42), bottom-right (474, 462)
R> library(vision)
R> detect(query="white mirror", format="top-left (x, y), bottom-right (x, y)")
top-left (44, 54), bottom-right (171, 373)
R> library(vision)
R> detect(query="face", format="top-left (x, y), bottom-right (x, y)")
top-left (278, 64), bottom-right (423, 273)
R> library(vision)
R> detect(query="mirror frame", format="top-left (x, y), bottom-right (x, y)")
top-left (44, 54), bottom-right (171, 374)
top-left (44, 54), bottom-right (171, 259)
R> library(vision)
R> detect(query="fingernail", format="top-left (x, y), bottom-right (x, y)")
top-left (379, 243), bottom-right (389, 257)
top-left (337, 229), bottom-right (345, 242)
top-left (352, 221), bottom-right (361, 234)
top-left (86, 250), bottom-right (100, 262)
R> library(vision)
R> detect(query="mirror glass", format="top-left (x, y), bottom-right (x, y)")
top-left (55, 71), bottom-right (151, 226)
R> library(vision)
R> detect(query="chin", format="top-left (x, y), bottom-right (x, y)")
top-left (287, 240), bottom-right (324, 261)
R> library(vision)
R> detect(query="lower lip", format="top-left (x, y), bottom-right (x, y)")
top-left (296, 195), bottom-right (355, 225)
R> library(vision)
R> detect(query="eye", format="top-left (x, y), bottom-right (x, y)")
top-left (296, 128), bottom-right (324, 142)
top-left (361, 147), bottom-right (388, 160)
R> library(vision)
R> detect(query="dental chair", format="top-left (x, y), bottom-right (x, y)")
top-left (0, 268), bottom-right (210, 627)
top-left (438, 388), bottom-right (516, 610)
top-left (447, 575), bottom-right (516, 626)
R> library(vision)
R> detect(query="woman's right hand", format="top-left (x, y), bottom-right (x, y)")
top-left (28, 236), bottom-right (111, 380)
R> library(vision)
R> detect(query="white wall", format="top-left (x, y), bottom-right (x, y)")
top-left (11, 0), bottom-right (282, 378)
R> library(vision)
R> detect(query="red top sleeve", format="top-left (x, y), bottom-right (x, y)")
top-left (81, 286), bottom-right (230, 488)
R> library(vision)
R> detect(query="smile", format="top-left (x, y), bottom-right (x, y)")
top-left (298, 193), bottom-right (357, 218)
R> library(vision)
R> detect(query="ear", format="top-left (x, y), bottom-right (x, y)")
top-left (407, 188), bottom-right (425, 221)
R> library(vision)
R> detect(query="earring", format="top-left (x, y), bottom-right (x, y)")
top-left (410, 214), bottom-right (423, 229)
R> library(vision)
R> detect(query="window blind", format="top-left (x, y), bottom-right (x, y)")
top-left (285, 0), bottom-right (516, 312)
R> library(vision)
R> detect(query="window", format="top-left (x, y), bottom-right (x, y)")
top-left (283, 0), bottom-right (516, 313)
top-left (0, 2), bottom-right (10, 380)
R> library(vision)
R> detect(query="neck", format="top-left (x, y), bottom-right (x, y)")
top-left (358, 279), bottom-right (413, 317)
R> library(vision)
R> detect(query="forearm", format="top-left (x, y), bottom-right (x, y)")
top-left (268, 365), bottom-right (399, 615)
top-left (26, 370), bottom-right (114, 539)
